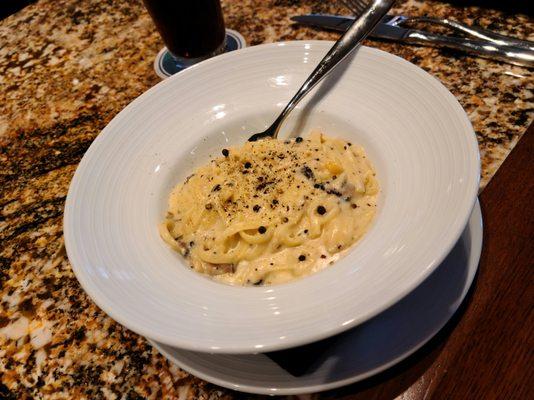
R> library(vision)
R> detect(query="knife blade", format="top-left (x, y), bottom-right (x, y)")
top-left (291, 14), bottom-right (411, 39)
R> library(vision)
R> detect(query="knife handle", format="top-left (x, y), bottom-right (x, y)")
top-left (405, 17), bottom-right (534, 52)
top-left (404, 31), bottom-right (534, 68)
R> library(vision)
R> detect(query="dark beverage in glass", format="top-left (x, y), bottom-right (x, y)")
top-left (143, 0), bottom-right (226, 66)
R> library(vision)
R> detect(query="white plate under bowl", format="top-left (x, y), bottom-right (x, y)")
top-left (150, 201), bottom-right (482, 395)
top-left (64, 41), bottom-right (480, 353)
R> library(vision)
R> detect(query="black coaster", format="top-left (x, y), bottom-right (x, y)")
top-left (154, 29), bottom-right (246, 79)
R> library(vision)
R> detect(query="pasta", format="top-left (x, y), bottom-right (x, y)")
top-left (160, 131), bottom-right (379, 286)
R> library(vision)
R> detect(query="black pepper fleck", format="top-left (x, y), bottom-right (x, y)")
top-left (298, 255), bottom-right (306, 261)
top-left (258, 226), bottom-right (267, 234)
top-left (222, 148), bottom-right (229, 157)
top-left (317, 205), bottom-right (327, 215)
top-left (326, 188), bottom-right (342, 197)
top-left (301, 165), bottom-right (314, 180)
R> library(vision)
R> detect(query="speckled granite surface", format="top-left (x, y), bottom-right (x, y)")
top-left (0, 0), bottom-right (532, 398)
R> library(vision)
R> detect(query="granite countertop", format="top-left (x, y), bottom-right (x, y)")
top-left (0, 0), bottom-right (532, 398)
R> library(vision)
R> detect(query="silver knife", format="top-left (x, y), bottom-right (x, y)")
top-left (292, 14), bottom-right (534, 68)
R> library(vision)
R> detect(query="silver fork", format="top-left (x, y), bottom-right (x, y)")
top-left (341, 0), bottom-right (534, 51)
top-left (248, 0), bottom-right (395, 142)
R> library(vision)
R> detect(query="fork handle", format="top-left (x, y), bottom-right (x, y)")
top-left (407, 16), bottom-right (534, 52)
top-left (404, 30), bottom-right (534, 68)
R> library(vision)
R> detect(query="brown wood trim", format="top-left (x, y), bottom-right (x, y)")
top-left (328, 123), bottom-right (534, 399)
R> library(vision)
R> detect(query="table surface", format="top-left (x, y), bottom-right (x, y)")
top-left (0, 0), bottom-right (532, 398)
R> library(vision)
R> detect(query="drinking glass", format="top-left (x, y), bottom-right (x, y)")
top-left (143, 0), bottom-right (243, 77)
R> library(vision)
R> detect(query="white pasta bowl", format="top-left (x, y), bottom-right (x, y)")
top-left (64, 41), bottom-right (479, 353)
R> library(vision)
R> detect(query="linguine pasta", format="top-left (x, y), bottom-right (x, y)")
top-left (160, 131), bottom-right (379, 286)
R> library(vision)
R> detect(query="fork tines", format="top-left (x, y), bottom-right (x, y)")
top-left (340, 0), bottom-right (370, 17)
